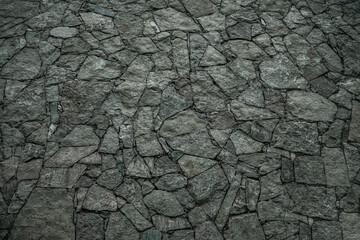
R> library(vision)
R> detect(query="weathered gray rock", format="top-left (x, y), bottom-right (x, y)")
top-left (45, 146), bottom-right (97, 167)
top-left (316, 43), bottom-right (343, 73)
top-left (99, 127), bottom-right (119, 154)
top-left (80, 12), bottom-right (117, 37)
top-left (231, 100), bottom-right (277, 120)
top-left (188, 165), bottom-right (228, 202)
top-left (154, 8), bottom-right (200, 32)
top-left (61, 125), bottom-right (99, 147)
top-left (9, 188), bottom-right (75, 240)
top-left (224, 214), bottom-right (265, 240)
top-left (38, 164), bottom-right (87, 188)
top-left (312, 221), bottom-right (342, 240)
top-left (178, 155), bottom-right (217, 178)
top-left (229, 58), bottom-right (256, 81)
top-left (227, 22), bottom-right (252, 40)
top-left (1, 124), bottom-right (24, 147)
top-left (183, 0), bottom-right (217, 17)
top-left (17, 159), bottom-right (42, 180)
top-left (322, 147), bottom-right (351, 187)
top-left (83, 184), bottom-right (117, 211)
top-left (340, 213), bottom-right (360, 240)
top-left (260, 171), bottom-right (284, 200)
top-left (144, 190), bottom-right (184, 217)
top-left (226, 40), bottom-right (267, 60)
top-left (339, 78), bottom-right (360, 95)
top-left (287, 90), bottom-right (337, 122)
top-left (173, 38), bottom-right (190, 78)
top-left (155, 174), bottom-right (187, 191)
top-left (199, 45), bottom-right (227, 66)
top-left (76, 213), bottom-right (104, 240)
top-left (96, 169), bottom-right (123, 190)
top-left (106, 212), bottom-right (139, 240)
top-left (50, 27), bottom-right (78, 38)
top-left (259, 54), bottom-right (307, 89)
top-left (131, 37), bottom-right (158, 53)
top-left (230, 130), bottom-right (264, 154)
top-left (121, 204), bottom-right (152, 231)
top-left (272, 121), bottom-right (320, 154)
top-left (294, 156), bottom-right (326, 185)
top-left (152, 215), bottom-right (191, 232)
top-left (196, 221), bottom-right (223, 240)
top-left (198, 12), bottom-right (226, 31)
top-left (126, 156), bottom-right (152, 178)
top-left (0, 48), bottom-right (41, 80)
top-left (142, 230), bottom-right (162, 240)
top-left (78, 56), bottom-right (121, 80)
top-left (349, 101), bottom-right (360, 143)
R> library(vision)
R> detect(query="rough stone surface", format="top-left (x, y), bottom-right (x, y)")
top-left (1, 1), bottom-right (358, 239)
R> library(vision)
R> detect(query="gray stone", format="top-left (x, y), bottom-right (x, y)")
top-left (198, 12), bottom-right (226, 31)
top-left (155, 174), bottom-right (187, 191)
top-left (226, 40), bottom-right (267, 60)
top-left (174, 188), bottom-right (196, 209)
top-left (144, 190), bottom-right (184, 217)
top-left (17, 159), bottom-right (42, 180)
top-left (272, 121), bottom-right (320, 155)
top-left (309, 77), bottom-right (338, 98)
top-left (142, 229), bottom-right (162, 240)
top-left (227, 22), bottom-right (252, 40)
top-left (131, 37), bottom-right (158, 53)
top-left (259, 54), bottom-right (307, 89)
top-left (224, 214), bottom-right (265, 240)
top-left (322, 147), bottom-right (351, 187)
top-left (178, 155), bottom-right (217, 178)
top-left (195, 221), bottom-right (223, 240)
top-left (173, 38), bottom-right (190, 78)
top-left (199, 45), bottom-right (227, 66)
top-left (80, 12), bottom-right (117, 37)
top-left (312, 221), bottom-right (342, 240)
top-left (349, 101), bottom-right (360, 143)
top-left (115, 179), bottom-right (142, 203)
top-left (113, 12), bottom-right (143, 39)
top-left (0, 157), bottom-right (19, 184)
top-left (287, 90), bottom-right (337, 122)
top-left (259, 170), bottom-right (284, 200)
top-left (294, 156), bottom-right (326, 185)
top-left (183, 0), bottom-right (217, 17)
top-left (121, 204), bottom-right (152, 231)
top-left (76, 213), bottom-right (104, 240)
top-left (188, 165), bottom-right (228, 202)
top-left (9, 188), bottom-right (75, 240)
top-left (231, 100), bottom-right (277, 120)
top-left (229, 58), bottom-right (256, 81)
top-left (340, 213), bottom-right (360, 240)
top-left (154, 8), bottom-right (200, 32)
top-left (50, 27), bottom-right (78, 38)
top-left (170, 230), bottom-right (194, 240)
top-left (151, 156), bottom-right (181, 177)
top-left (45, 146), bottom-right (97, 167)
top-left (316, 43), bottom-right (343, 73)
top-left (99, 127), bottom-right (119, 154)
top-left (329, 88), bottom-right (352, 110)
top-left (61, 125), bottom-right (100, 147)
top-left (1, 124), bottom-right (24, 147)
top-left (62, 37), bottom-right (90, 54)
top-left (38, 164), bottom-right (87, 188)
top-left (126, 156), bottom-right (152, 178)
top-left (83, 184), bottom-right (117, 211)
top-left (339, 78), bottom-right (360, 95)
top-left (106, 212), bottom-right (139, 240)
top-left (230, 130), bottom-right (264, 154)
top-left (152, 215), bottom-right (191, 232)
top-left (0, 48), bottom-right (40, 80)
top-left (100, 36), bottom-right (125, 54)
top-left (78, 56), bottom-right (121, 80)
top-left (344, 143), bottom-right (360, 181)
top-left (96, 169), bottom-right (123, 190)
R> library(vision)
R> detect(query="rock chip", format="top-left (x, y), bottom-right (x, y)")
top-left (50, 27), bottom-right (78, 38)
top-left (230, 130), bottom-right (263, 154)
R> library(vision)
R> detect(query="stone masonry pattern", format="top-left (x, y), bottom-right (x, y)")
top-left (0, 0), bottom-right (360, 239)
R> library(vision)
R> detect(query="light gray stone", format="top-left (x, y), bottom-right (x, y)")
top-left (99, 127), bottom-right (119, 154)
top-left (78, 56), bottom-right (121, 80)
top-left (152, 215), bottom-right (191, 232)
top-left (106, 212), bottom-right (139, 240)
top-left (83, 184), bottom-right (117, 211)
top-left (45, 146), bottom-right (97, 167)
top-left (38, 164), bottom-right (87, 188)
top-left (154, 8), bottom-right (200, 32)
top-left (178, 155), bottom-right (217, 178)
top-left (50, 27), bottom-right (78, 38)
top-left (144, 190), bottom-right (185, 217)
top-left (230, 130), bottom-right (264, 154)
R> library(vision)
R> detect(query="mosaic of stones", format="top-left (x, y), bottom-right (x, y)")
top-left (0, 0), bottom-right (360, 239)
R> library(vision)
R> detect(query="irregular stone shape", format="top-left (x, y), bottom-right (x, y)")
top-left (259, 0), bottom-right (291, 15)
top-left (349, 101), bottom-right (360, 143)
top-left (78, 56), bottom-right (121, 80)
top-left (121, 204), bottom-right (152, 231)
top-left (38, 164), bottom-right (87, 188)
top-left (316, 43), bottom-right (343, 73)
top-left (229, 58), bottom-right (256, 81)
top-left (288, 184), bottom-right (337, 220)
top-left (159, 85), bottom-right (193, 120)
top-left (196, 221), bottom-right (223, 240)
top-left (294, 156), bottom-right (326, 185)
top-left (227, 22), bottom-right (252, 40)
top-left (142, 229), bottom-right (162, 240)
top-left (96, 169), bottom-right (123, 190)
top-left (199, 45), bottom-right (227, 67)
top-left (188, 165), bottom-right (227, 202)
top-left (25, 3), bottom-right (66, 30)
top-left (9, 188), bottom-right (74, 240)
top-left (309, 77), bottom-right (338, 98)
top-left (0, 157), bottom-right (19, 183)
top-left (136, 133), bottom-right (164, 157)
top-left (322, 147), bottom-right (351, 187)
top-left (61, 125), bottom-right (100, 147)
top-left (1, 124), bottom-right (24, 147)
top-left (154, 8), bottom-right (200, 32)
top-left (0, 48), bottom-right (40, 80)
top-left (50, 27), bottom-right (78, 38)
top-left (62, 37), bottom-right (90, 54)
top-left (226, 40), bottom-right (267, 60)
top-left (231, 101), bottom-right (277, 120)
top-left (144, 190), bottom-right (184, 217)
top-left (170, 230), bottom-right (194, 240)
top-left (287, 90), bottom-right (337, 122)
top-left (173, 38), bottom-right (190, 78)
top-left (0, 0), bottom-right (39, 18)
top-left (225, 214), bottom-right (265, 240)
top-left (83, 184), bottom-right (117, 211)
top-left (230, 130), bottom-right (263, 155)
top-left (272, 121), bottom-right (320, 154)
top-left (339, 78), bottom-right (360, 95)
top-left (198, 12), bottom-right (226, 31)
top-left (167, 131), bottom-right (221, 159)
top-left (115, 179), bottom-right (142, 203)
top-left (126, 156), bottom-right (152, 178)
top-left (0, 37), bottom-right (26, 66)
top-left (284, 34), bottom-right (327, 80)
top-left (76, 213), bottom-right (104, 240)
top-left (260, 171), bottom-right (284, 200)
top-left (340, 213), bottom-right (360, 240)
top-left (155, 174), bottom-right (187, 191)
top-left (151, 156), bottom-right (182, 177)
top-left (106, 212), bottom-right (139, 240)
top-left (160, 110), bottom-right (206, 138)
top-left (99, 127), bottom-right (119, 154)
top-left (17, 159), bottom-right (42, 180)
top-left (101, 36), bottom-right (125, 54)
top-left (131, 37), bottom-right (158, 53)
top-left (45, 145), bottom-right (97, 167)
top-left (152, 215), bottom-right (191, 232)
top-left (113, 12), bottom-right (143, 39)
top-left (80, 12), bottom-right (117, 36)
top-left (312, 221), bottom-right (342, 240)
top-left (344, 143), bottom-right (360, 181)
top-left (259, 54), bottom-right (307, 89)
top-left (206, 66), bottom-right (247, 97)
top-left (183, 0), bottom-right (217, 17)
top-left (178, 155), bottom-right (217, 178)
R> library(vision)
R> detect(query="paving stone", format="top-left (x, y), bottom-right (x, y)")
top-left (78, 56), bottom-right (121, 80)
top-left (152, 215), bottom-right (191, 232)
top-left (61, 125), bottom-right (100, 147)
top-left (224, 213), bottom-right (265, 240)
top-left (121, 203), bottom-right (153, 231)
top-left (106, 212), bottom-right (139, 240)
top-left (230, 130), bottom-right (264, 154)
top-left (155, 173), bottom-right (187, 191)
top-left (99, 127), bottom-right (119, 154)
top-left (340, 213), bottom-right (360, 240)
top-left (45, 145), bottom-right (97, 167)
top-left (312, 221), bottom-right (342, 240)
top-left (294, 156), bottom-right (326, 185)
top-left (144, 190), bottom-right (184, 217)
top-left (322, 147), bottom-right (351, 187)
top-left (38, 164), bottom-right (87, 188)
top-left (50, 27), bottom-right (78, 38)
top-left (82, 184), bottom-right (117, 211)
top-left (76, 213), bottom-right (104, 240)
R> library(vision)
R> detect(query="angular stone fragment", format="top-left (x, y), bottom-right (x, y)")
top-left (45, 145), bottom-right (97, 167)
top-left (38, 164), bottom-right (87, 188)
top-left (198, 12), bottom-right (226, 31)
top-left (17, 159), bottom-right (42, 180)
top-left (126, 156), bottom-right (151, 178)
top-left (225, 214), bottom-right (265, 240)
top-left (322, 147), bottom-right (351, 187)
top-left (173, 38), bottom-right (190, 78)
top-left (50, 27), bottom-right (78, 38)
top-left (183, 0), bottom-right (217, 17)
top-left (152, 215), bottom-right (191, 232)
top-left (78, 56), bottom-right (121, 80)
top-left (144, 190), bottom-right (184, 217)
top-left (259, 54), bottom-right (307, 89)
top-left (229, 58), bottom-right (256, 81)
top-left (80, 12), bottom-right (117, 36)
top-left (294, 156), bottom-right (326, 185)
top-left (312, 221), bottom-right (342, 240)
top-left (230, 130), bottom-right (263, 155)
top-left (142, 229), bottom-right (162, 240)
top-left (121, 204), bottom-right (152, 231)
top-left (340, 213), bottom-right (360, 240)
top-left (196, 221), bottom-right (223, 240)
top-left (61, 125), bottom-right (99, 147)
top-left (260, 171), bottom-right (284, 200)
top-left (136, 133), bottom-right (164, 157)
top-left (178, 155), bottom-right (217, 178)
top-left (231, 100), bottom-right (277, 120)
top-left (106, 212), bottom-right (139, 240)
top-left (0, 48), bottom-right (41, 80)
top-left (96, 169), bottom-right (123, 190)
top-left (227, 22), bottom-right (252, 40)
top-left (287, 90), bottom-right (337, 122)
top-left (9, 188), bottom-right (75, 240)
top-left (154, 8), bottom-right (200, 32)
top-left (349, 101), bottom-right (360, 143)
top-left (76, 213), bottom-right (104, 240)
top-left (188, 165), bottom-right (227, 202)
top-left (131, 37), bottom-right (158, 53)
top-left (199, 45), bottom-right (227, 66)
top-left (83, 184), bottom-right (117, 211)
top-left (1, 124), bottom-right (24, 147)
top-left (272, 121), bottom-right (320, 154)
top-left (226, 40), bottom-right (267, 60)
top-left (316, 43), bottom-right (343, 73)
top-left (99, 127), bottom-right (119, 154)
top-left (155, 174), bottom-right (187, 191)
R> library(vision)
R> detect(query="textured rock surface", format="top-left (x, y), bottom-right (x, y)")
top-left (1, 1), bottom-right (359, 239)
